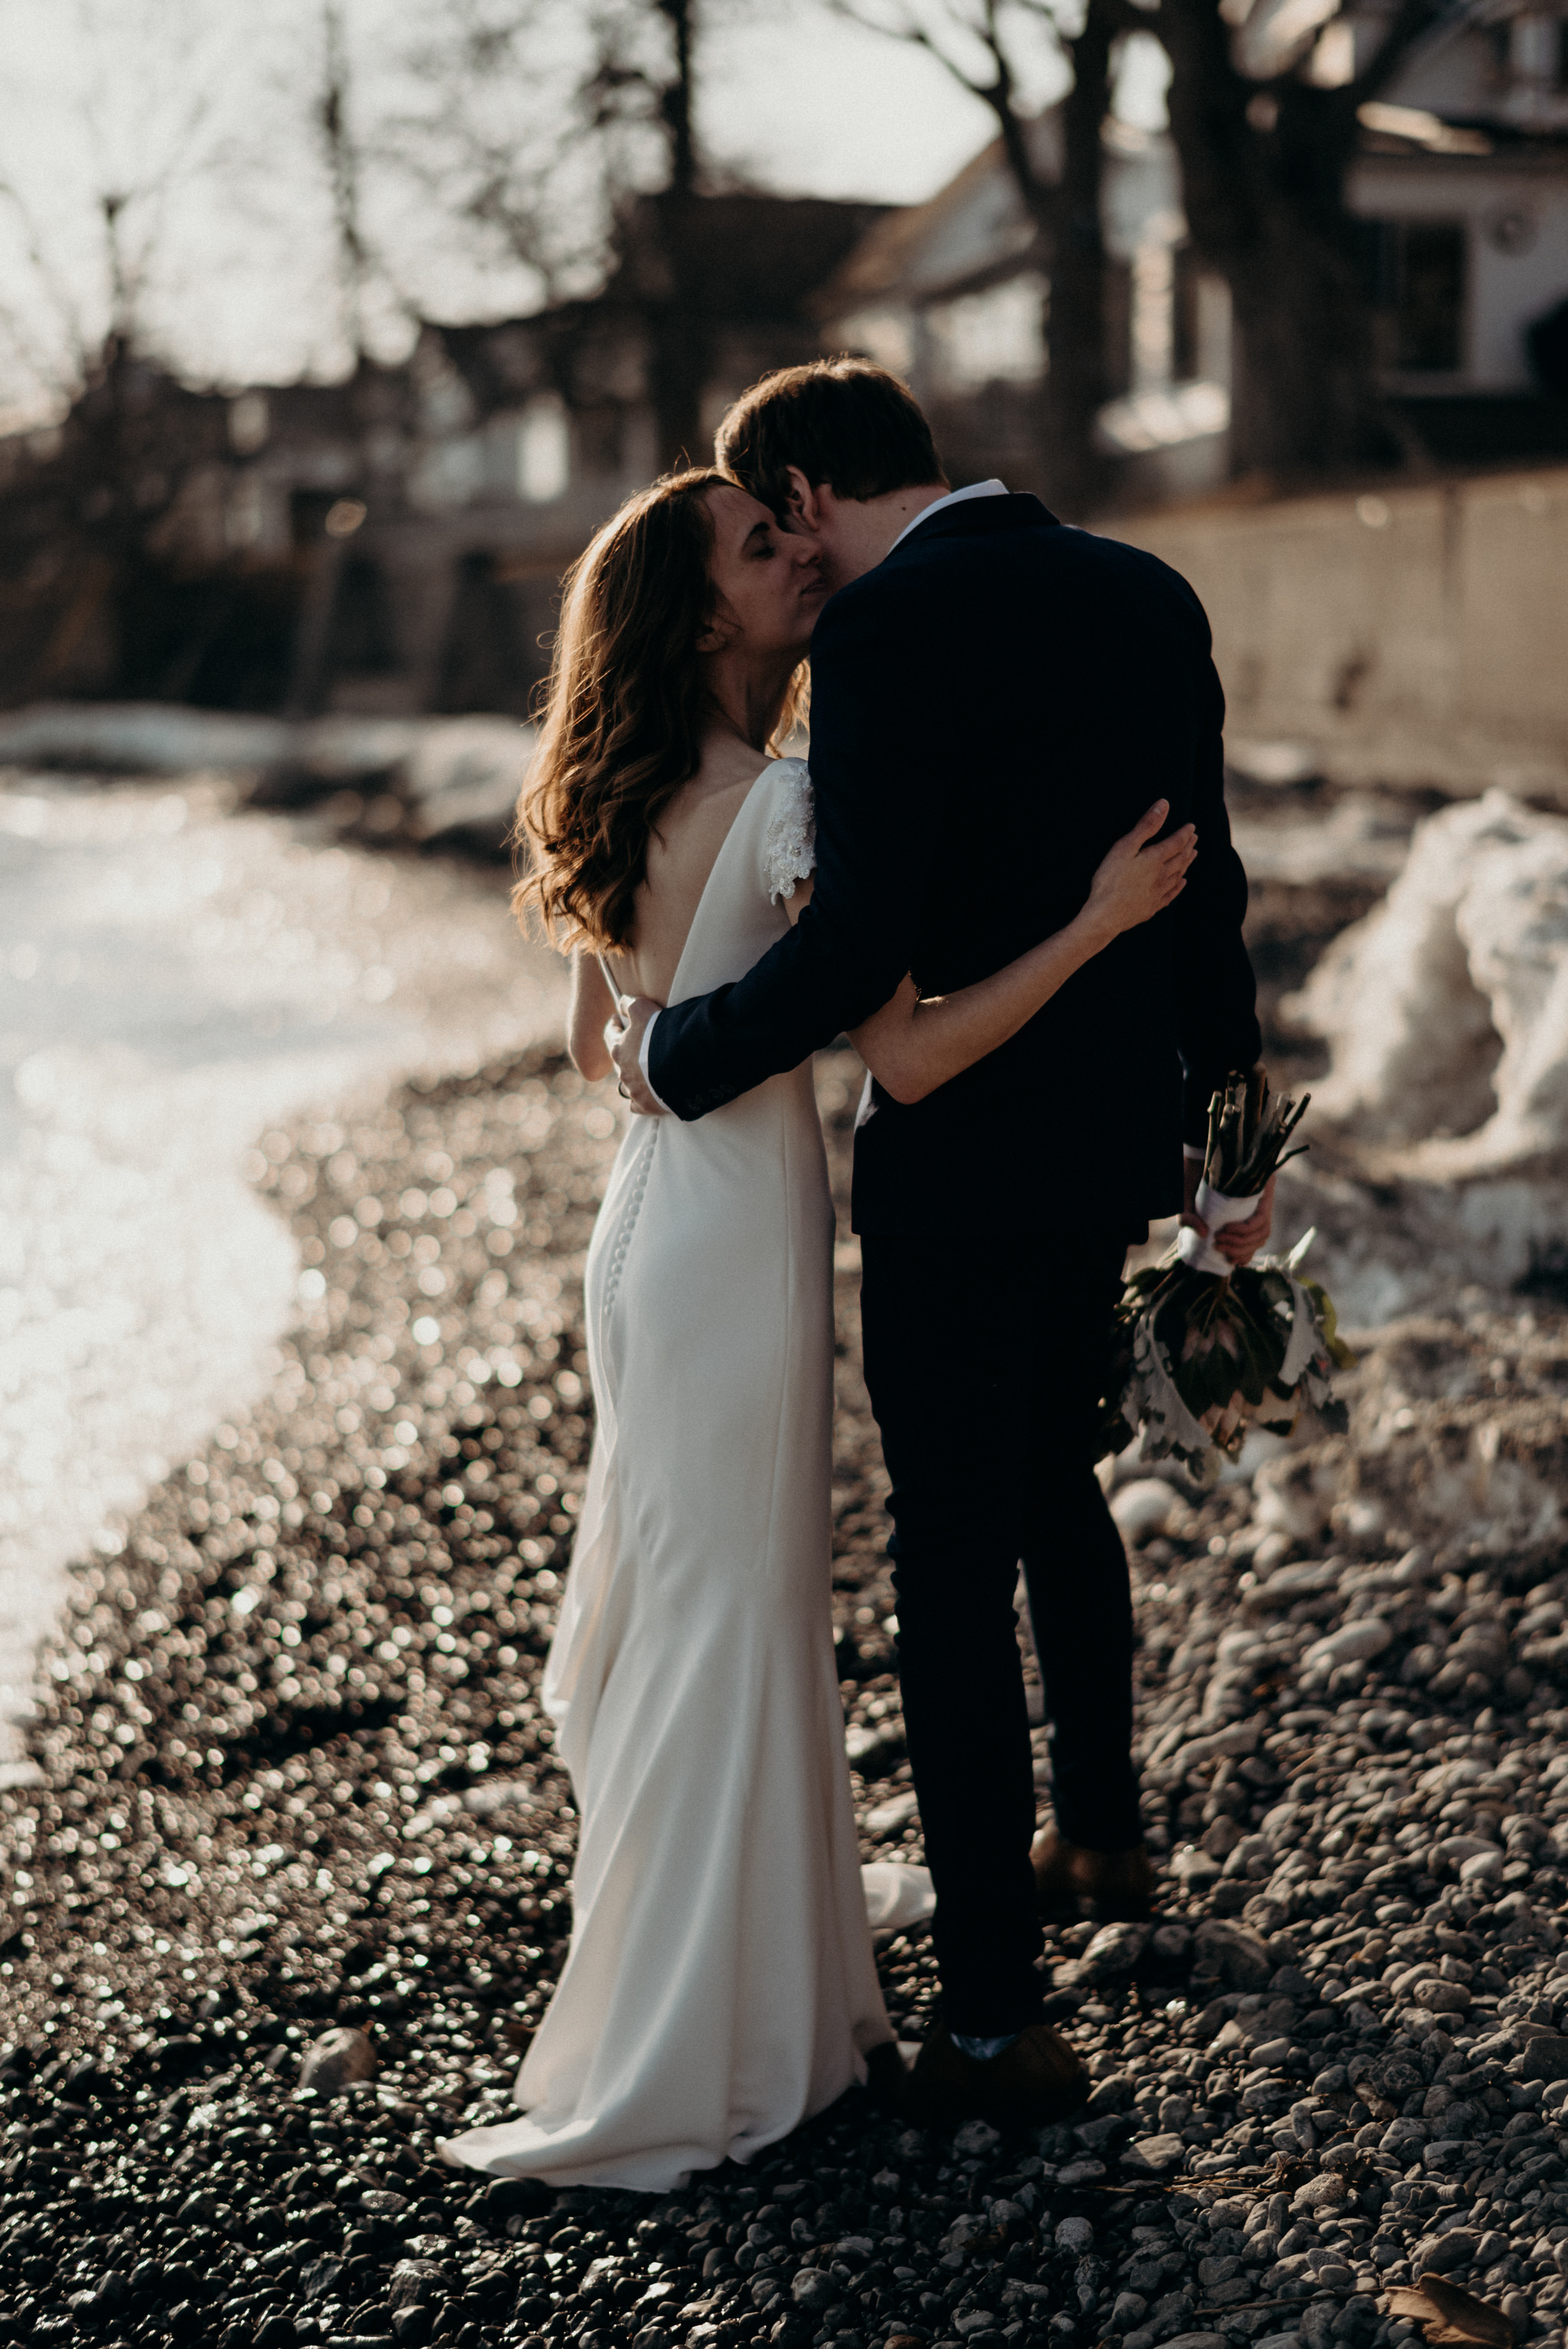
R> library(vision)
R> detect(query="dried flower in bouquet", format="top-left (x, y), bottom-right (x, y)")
top-left (1099, 1072), bottom-right (1354, 1484)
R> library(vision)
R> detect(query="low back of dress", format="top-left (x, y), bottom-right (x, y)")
top-left (442, 756), bottom-right (890, 2191)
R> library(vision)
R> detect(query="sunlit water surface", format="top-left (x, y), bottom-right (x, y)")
top-left (0, 774), bottom-right (567, 1780)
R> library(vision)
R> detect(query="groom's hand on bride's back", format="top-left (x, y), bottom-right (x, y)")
top-left (609, 995), bottom-right (669, 1116)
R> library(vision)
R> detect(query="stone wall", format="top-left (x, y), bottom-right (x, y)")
top-left (1110, 466), bottom-right (1568, 802)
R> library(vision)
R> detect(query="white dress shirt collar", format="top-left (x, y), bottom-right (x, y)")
top-left (887, 477), bottom-right (1009, 557)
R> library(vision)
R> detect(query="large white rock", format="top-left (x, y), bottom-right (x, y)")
top-left (1291, 789), bottom-right (1568, 1173)
top-left (1109, 1478), bottom-right (1176, 1542)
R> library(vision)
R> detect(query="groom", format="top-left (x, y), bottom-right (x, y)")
top-left (612, 359), bottom-right (1264, 2122)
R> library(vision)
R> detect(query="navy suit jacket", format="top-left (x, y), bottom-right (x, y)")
top-left (648, 492), bottom-right (1261, 1237)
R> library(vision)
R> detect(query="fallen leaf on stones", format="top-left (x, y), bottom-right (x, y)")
top-left (1386, 2274), bottom-right (1514, 2348)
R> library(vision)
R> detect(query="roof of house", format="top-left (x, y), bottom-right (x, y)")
top-left (813, 113), bottom-right (1062, 315)
top-left (606, 190), bottom-right (893, 318)
top-left (433, 190), bottom-right (891, 413)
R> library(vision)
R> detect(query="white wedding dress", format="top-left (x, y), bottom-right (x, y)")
top-left (440, 759), bottom-right (919, 2193)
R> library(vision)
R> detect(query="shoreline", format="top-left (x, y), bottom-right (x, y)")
top-left (2, 1042), bottom-right (1568, 2345)
top-left (0, 770), bottom-right (567, 1781)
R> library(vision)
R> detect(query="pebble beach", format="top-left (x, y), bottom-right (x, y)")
top-left (4, 779), bottom-right (1568, 2349)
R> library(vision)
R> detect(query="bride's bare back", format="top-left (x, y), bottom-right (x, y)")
top-left (610, 738), bottom-right (774, 1002)
top-left (570, 733), bottom-right (789, 1074)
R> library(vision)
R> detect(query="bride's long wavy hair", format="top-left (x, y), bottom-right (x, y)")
top-left (513, 469), bottom-right (809, 952)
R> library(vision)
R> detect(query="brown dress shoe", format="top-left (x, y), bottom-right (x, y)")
top-left (910, 2018), bottom-right (1089, 2127)
top-left (1032, 1825), bottom-right (1156, 1921)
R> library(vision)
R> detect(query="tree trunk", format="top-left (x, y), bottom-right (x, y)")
top-left (648, 192), bottom-right (710, 470)
top-left (1222, 213), bottom-right (1374, 476)
top-left (987, 0), bottom-right (1114, 519)
top-left (648, 0), bottom-right (706, 469)
top-left (1160, 0), bottom-right (1402, 476)
top-left (656, 0), bottom-right (697, 199)
top-left (1044, 0), bottom-right (1116, 518)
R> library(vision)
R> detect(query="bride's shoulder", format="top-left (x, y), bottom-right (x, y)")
top-left (758, 757), bottom-right (815, 905)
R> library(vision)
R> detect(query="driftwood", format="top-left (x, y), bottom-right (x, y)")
top-left (1386, 2272), bottom-right (1514, 2349)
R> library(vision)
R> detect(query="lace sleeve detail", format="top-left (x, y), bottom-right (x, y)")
top-left (763, 761), bottom-right (815, 903)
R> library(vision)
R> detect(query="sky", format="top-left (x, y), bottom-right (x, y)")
top-left (0, 0), bottom-right (1161, 417)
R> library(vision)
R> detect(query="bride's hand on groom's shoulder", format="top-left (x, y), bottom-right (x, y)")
top-left (608, 995), bottom-right (669, 1116)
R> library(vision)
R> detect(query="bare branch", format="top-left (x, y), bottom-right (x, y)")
top-left (317, 1), bottom-right (373, 360)
top-left (0, 177), bottom-right (93, 396)
top-left (824, 0), bottom-right (999, 100)
top-left (384, 0), bottom-right (685, 306)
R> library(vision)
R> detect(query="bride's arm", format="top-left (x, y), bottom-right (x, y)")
top-left (844, 799), bottom-right (1195, 1106)
top-left (569, 951), bottom-right (617, 1081)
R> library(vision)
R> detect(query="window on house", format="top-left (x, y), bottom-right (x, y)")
top-left (831, 309), bottom-right (915, 380)
top-left (1396, 222), bottom-right (1466, 371)
top-left (1364, 220), bottom-right (1468, 374)
top-left (926, 275), bottom-right (1047, 393)
top-left (229, 391), bottom-right (269, 454)
top-left (1507, 14), bottom-right (1568, 90)
top-left (517, 395), bottom-right (570, 503)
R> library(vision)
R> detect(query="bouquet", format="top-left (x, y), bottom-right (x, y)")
top-left (1099, 1071), bottom-right (1354, 1484)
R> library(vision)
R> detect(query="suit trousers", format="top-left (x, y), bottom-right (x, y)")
top-left (858, 1227), bottom-right (1142, 2036)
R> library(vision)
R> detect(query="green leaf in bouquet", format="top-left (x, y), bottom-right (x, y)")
top-left (1301, 1276), bottom-right (1356, 1369)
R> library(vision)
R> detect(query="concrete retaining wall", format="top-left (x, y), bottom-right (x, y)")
top-left (1109, 463), bottom-right (1568, 801)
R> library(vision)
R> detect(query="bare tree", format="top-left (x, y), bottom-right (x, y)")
top-left (828, 0), bottom-right (1126, 518)
top-left (0, 1), bottom-right (248, 698)
top-left (397, 0), bottom-right (701, 303)
top-left (1158, 0), bottom-right (1448, 476)
top-left (316, 1), bottom-right (375, 362)
top-left (396, 0), bottom-right (717, 462)
top-left (0, 0), bottom-right (220, 412)
top-left (831, 0), bottom-right (1459, 490)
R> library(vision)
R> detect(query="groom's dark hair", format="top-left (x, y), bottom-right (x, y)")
top-left (716, 358), bottom-right (946, 516)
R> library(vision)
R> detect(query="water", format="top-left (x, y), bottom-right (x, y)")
top-left (0, 773), bottom-right (567, 1780)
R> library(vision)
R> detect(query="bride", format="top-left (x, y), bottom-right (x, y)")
top-left (438, 467), bottom-right (1194, 2191)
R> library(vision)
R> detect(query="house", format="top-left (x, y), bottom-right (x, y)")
top-left (815, 111), bottom-right (1236, 508)
top-left (816, 0), bottom-right (1568, 501)
top-left (0, 191), bottom-right (885, 717)
top-left (10, 12), bottom-right (1563, 719)
top-left (1340, 0), bottom-right (1568, 459)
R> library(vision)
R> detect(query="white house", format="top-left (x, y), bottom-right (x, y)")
top-left (816, 109), bottom-right (1236, 504)
top-left (817, 0), bottom-right (1568, 501)
top-left (1341, 4), bottom-right (1568, 408)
